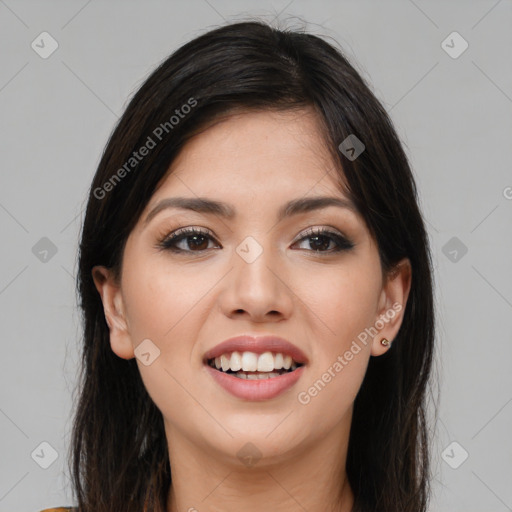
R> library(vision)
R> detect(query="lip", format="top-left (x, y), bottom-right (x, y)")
top-left (203, 334), bottom-right (308, 364)
top-left (205, 364), bottom-right (305, 401)
top-left (203, 334), bottom-right (308, 401)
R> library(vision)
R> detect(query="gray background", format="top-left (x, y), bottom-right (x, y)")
top-left (1, 0), bottom-right (511, 511)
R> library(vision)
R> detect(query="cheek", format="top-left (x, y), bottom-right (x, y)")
top-left (303, 255), bottom-right (382, 351)
top-left (120, 256), bottom-right (215, 425)
top-left (121, 253), bottom-right (213, 344)
top-left (293, 253), bottom-right (381, 421)
top-left (295, 346), bottom-right (368, 438)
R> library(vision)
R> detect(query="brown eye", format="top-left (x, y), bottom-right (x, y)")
top-left (293, 228), bottom-right (354, 254)
top-left (159, 227), bottom-right (219, 253)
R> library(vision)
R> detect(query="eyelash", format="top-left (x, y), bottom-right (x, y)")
top-left (157, 226), bottom-right (354, 255)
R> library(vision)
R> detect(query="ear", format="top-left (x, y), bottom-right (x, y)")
top-left (371, 258), bottom-right (412, 356)
top-left (92, 265), bottom-right (135, 360)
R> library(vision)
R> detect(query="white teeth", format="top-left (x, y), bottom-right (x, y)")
top-left (220, 354), bottom-right (230, 372)
top-left (232, 371), bottom-right (280, 380)
top-left (211, 351), bottom-right (301, 372)
top-left (257, 351), bottom-right (274, 372)
top-left (241, 351), bottom-right (259, 371)
top-left (230, 351), bottom-right (242, 371)
top-left (258, 372), bottom-right (280, 379)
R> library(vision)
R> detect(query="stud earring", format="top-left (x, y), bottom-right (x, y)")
top-left (381, 338), bottom-right (390, 346)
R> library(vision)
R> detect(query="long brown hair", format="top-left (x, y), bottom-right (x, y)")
top-left (70, 19), bottom-right (437, 512)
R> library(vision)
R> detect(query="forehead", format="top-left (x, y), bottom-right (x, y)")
top-left (154, 108), bottom-right (347, 200)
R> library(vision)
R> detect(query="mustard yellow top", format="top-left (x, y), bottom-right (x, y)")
top-left (40, 508), bottom-right (76, 512)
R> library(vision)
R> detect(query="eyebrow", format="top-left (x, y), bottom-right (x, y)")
top-left (144, 195), bottom-right (357, 226)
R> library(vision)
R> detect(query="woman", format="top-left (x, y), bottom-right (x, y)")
top-left (43, 19), bottom-right (436, 512)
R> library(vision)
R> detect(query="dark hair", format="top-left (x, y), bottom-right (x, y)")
top-left (70, 19), bottom-right (436, 512)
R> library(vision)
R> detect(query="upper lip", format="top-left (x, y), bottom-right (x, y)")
top-left (204, 334), bottom-right (308, 365)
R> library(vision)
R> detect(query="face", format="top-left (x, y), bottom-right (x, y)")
top-left (93, 108), bottom-right (411, 467)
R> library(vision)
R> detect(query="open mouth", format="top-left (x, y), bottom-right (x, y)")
top-left (206, 351), bottom-right (304, 380)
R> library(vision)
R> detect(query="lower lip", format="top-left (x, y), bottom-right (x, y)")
top-left (205, 364), bottom-right (305, 401)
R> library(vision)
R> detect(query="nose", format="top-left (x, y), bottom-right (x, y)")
top-left (219, 236), bottom-right (294, 323)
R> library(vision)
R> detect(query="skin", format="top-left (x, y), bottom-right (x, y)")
top-left (93, 108), bottom-right (411, 512)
